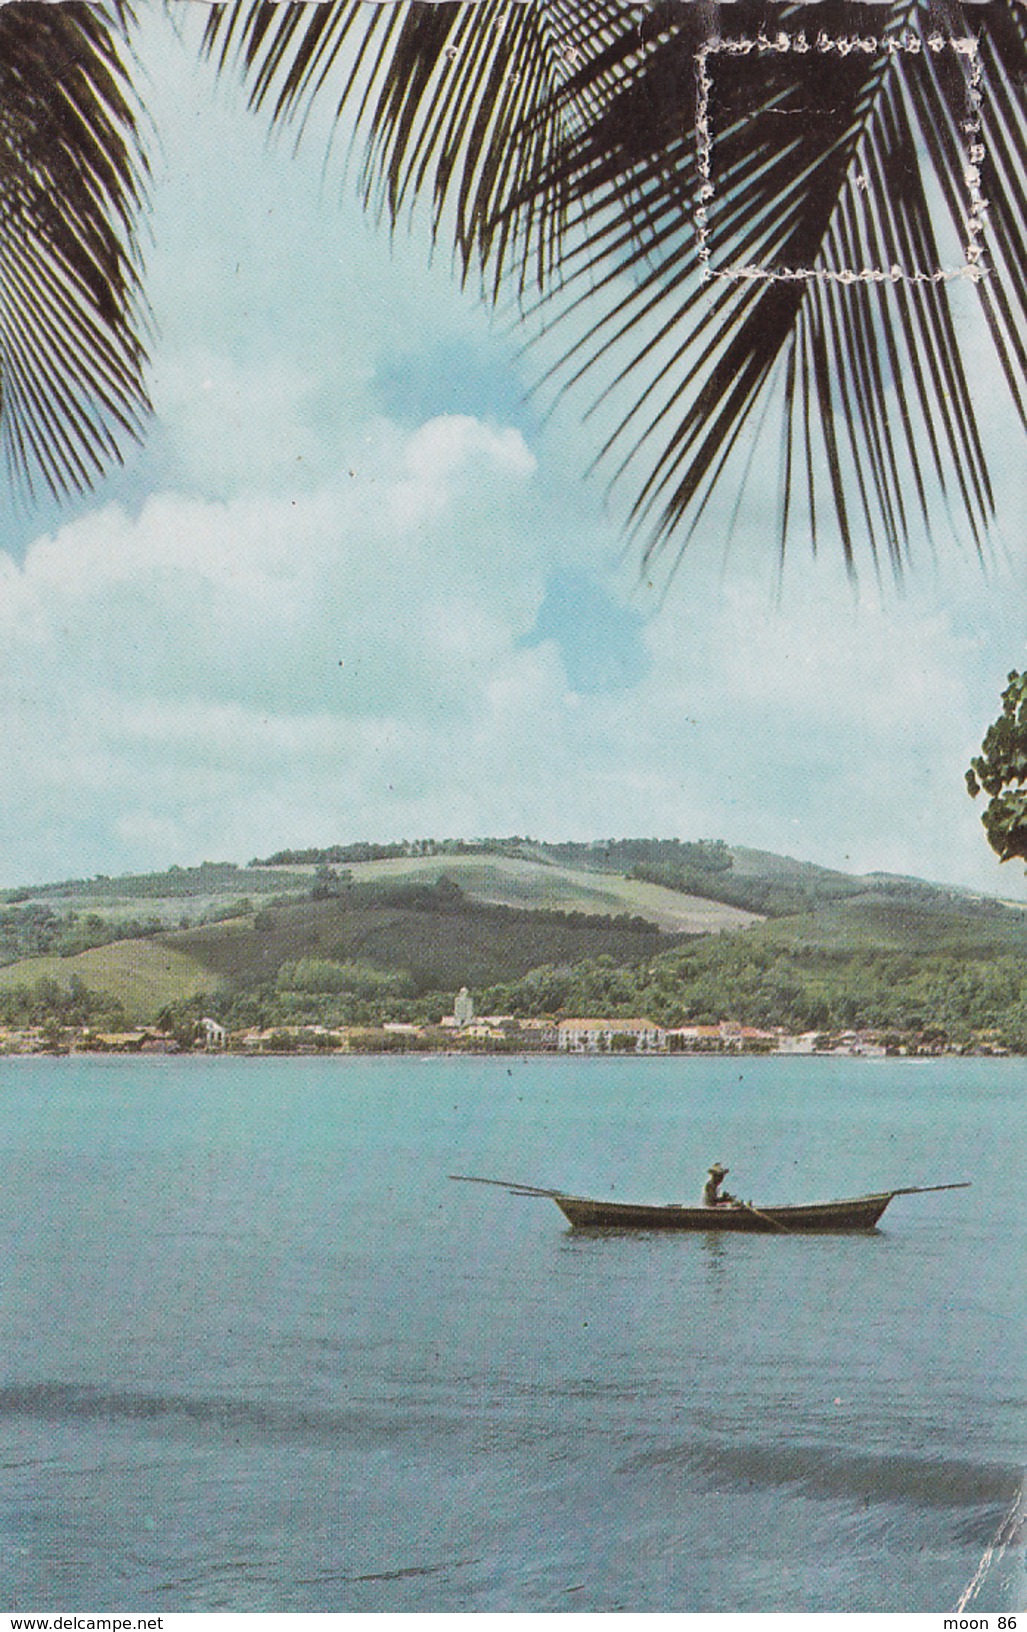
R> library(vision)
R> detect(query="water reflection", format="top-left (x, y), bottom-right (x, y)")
top-left (556, 1221), bottom-right (731, 1298)
top-left (699, 1228), bottom-right (729, 1293)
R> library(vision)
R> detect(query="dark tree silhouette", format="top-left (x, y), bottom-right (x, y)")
top-left (0, 3), bottom-right (149, 500)
top-left (967, 670), bottom-right (1027, 862)
top-left (202, 0), bottom-right (1027, 574)
top-left (5, 0), bottom-right (1027, 576)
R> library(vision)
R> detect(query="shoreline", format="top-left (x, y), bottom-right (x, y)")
top-left (1, 1043), bottom-right (1017, 1061)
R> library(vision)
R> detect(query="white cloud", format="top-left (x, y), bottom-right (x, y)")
top-left (3, 428), bottom-right (1024, 900)
top-left (154, 350), bottom-right (353, 496)
top-left (0, 406), bottom-right (561, 881)
top-left (388, 416), bottom-right (536, 531)
top-left (2, 6), bottom-right (1025, 907)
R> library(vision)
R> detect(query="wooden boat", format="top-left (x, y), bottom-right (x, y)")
top-left (554, 1192), bottom-right (896, 1232)
top-left (450, 1175), bottom-right (970, 1233)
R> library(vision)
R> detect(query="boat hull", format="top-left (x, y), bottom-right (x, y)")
top-left (553, 1192), bottom-right (894, 1232)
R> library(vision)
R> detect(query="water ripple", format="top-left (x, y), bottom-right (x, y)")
top-left (623, 1438), bottom-right (1021, 1509)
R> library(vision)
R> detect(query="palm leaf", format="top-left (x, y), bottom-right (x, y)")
top-left (205, 0), bottom-right (1027, 574)
top-left (0, 3), bottom-right (150, 502)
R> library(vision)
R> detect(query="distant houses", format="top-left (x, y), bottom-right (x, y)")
top-left (553, 1018), bottom-right (892, 1056)
top-left (0, 984), bottom-right (989, 1055)
top-left (557, 1018), bottom-right (782, 1053)
top-left (557, 1017), bottom-right (665, 1054)
top-left (200, 1016), bottom-right (228, 1050)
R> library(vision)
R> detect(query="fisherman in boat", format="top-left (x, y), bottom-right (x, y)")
top-left (702, 1163), bottom-right (739, 1206)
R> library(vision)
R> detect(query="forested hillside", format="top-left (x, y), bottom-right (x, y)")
top-left (2, 838), bottom-right (1025, 1046)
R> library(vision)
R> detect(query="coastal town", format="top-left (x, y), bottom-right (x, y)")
top-left (0, 988), bottom-right (1010, 1058)
top-left (5, 843), bottom-right (1026, 1059)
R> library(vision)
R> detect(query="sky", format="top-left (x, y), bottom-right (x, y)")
top-left (1, 5), bottom-right (1026, 899)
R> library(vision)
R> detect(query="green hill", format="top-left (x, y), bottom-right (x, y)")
top-left (0, 940), bottom-right (222, 1022)
top-left (3, 837), bottom-right (1025, 1029)
top-left (1, 860), bottom-right (311, 918)
top-left (297, 852), bottom-right (760, 934)
top-left (537, 840), bottom-right (1027, 943)
top-left (161, 880), bottom-right (681, 997)
top-left (752, 887), bottom-right (1027, 956)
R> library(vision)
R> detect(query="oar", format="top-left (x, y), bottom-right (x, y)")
top-left (887, 1182), bottom-right (971, 1197)
top-left (448, 1172), bottom-right (565, 1198)
top-left (736, 1199), bottom-right (792, 1234)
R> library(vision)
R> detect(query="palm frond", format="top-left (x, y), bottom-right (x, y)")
top-left (204, 0), bottom-right (594, 296)
top-left (205, 0), bottom-right (1027, 574)
top-left (0, 3), bottom-right (150, 502)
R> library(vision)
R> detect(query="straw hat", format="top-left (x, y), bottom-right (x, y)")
top-left (708, 1163), bottom-right (729, 1177)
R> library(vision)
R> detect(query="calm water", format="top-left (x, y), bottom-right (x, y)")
top-left (0, 1053), bottom-right (1023, 1612)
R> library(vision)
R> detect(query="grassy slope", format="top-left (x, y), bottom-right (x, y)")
top-left (2, 866), bottom-right (312, 924)
top-left (752, 892), bottom-right (1027, 954)
top-left (4, 846), bottom-right (1025, 1019)
top-left (272, 854), bottom-right (762, 934)
top-left (0, 941), bottom-right (222, 1021)
top-left (163, 892), bottom-right (681, 994)
top-left (728, 846), bottom-right (866, 891)
top-left (563, 843), bottom-right (1027, 951)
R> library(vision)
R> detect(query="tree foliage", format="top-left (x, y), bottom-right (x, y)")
top-left (966, 669), bottom-right (1027, 862)
top-left (0, 3), bottom-right (150, 499)
top-left (5, 1), bottom-right (1027, 574)
top-left (151, 940), bottom-right (1027, 1048)
top-left (204, 0), bottom-right (1027, 573)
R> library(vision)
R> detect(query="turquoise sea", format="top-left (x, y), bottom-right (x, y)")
top-left (0, 1053), bottom-right (1023, 1612)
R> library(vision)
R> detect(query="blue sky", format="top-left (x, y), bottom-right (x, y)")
top-left (1, 6), bottom-right (1025, 899)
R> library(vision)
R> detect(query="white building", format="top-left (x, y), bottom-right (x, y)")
top-left (200, 1017), bottom-right (227, 1050)
top-left (557, 1017), bottom-right (665, 1054)
top-left (776, 1032), bottom-right (819, 1054)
